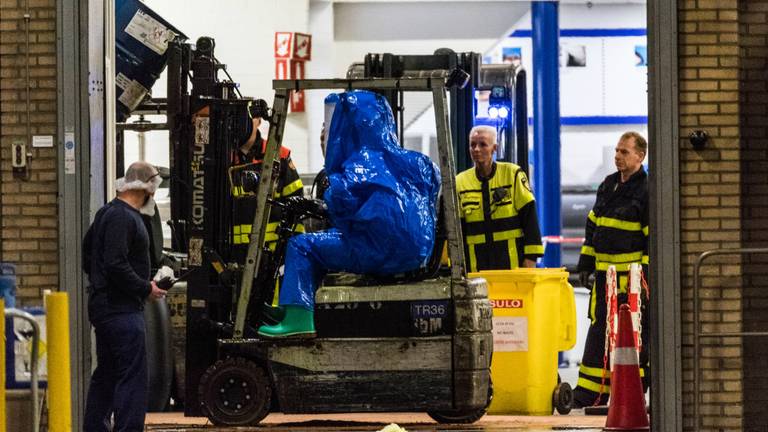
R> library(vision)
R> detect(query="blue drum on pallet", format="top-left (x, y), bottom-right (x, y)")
top-left (115, 0), bottom-right (186, 121)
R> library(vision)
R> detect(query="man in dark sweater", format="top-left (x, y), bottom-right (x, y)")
top-left (83, 161), bottom-right (167, 431)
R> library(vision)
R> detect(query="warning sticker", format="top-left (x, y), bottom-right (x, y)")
top-left (492, 316), bottom-right (528, 352)
top-left (118, 79), bottom-right (148, 111)
top-left (115, 73), bottom-right (131, 90)
top-left (124, 10), bottom-right (175, 55)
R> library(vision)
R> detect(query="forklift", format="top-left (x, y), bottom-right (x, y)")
top-left (185, 75), bottom-right (494, 426)
top-left (131, 35), bottom-right (493, 425)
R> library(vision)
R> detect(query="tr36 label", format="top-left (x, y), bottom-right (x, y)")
top-left (411, 300), bottom-right (449, 336)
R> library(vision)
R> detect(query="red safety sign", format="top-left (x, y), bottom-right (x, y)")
top-left (490, 299), bottom-right (524, 309)
top-left (293, 32), bottom-right (312, 60)
top-left (275, 58), bottom-right (289, 80)
top-left (274, 32), bottom-right (292, 58)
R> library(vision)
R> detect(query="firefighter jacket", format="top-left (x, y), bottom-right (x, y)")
top-left (577, 167), bottom-right (649, 293)
top-left (456, 162), bottom-right (544, 272)
top-left (231, 135), bottom-right (304, 250)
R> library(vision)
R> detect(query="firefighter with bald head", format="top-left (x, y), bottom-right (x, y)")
top-left (456, 126), bottom-right (543, 272)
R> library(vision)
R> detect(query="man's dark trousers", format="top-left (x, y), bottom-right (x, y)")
top-left (84, 312), bottom-right (148, 431)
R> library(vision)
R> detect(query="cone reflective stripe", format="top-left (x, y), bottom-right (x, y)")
top-left (628, 263), bottom-right (642, 352)
top-left (606, 266), bottom-right (618, 372)
top-left (604, 304), bottom-right (649, 431)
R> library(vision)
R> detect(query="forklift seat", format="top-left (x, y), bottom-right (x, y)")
top-left (317, 195), bottom-right (448, 292)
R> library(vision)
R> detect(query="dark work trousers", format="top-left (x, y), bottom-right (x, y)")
top-left (573, 270), bottom-right (650, 407)
top-left (84, 312), bottom-right (148, 432)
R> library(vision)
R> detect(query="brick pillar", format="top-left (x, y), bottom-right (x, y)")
top-left (737, 1), bottom-right (768, 430)
top-left (0, 0), bottom-right (59, 303)
top-left (679, 1), bottom-right (744, 430)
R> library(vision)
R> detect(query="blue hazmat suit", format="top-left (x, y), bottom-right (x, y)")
top-left (279, 90), bottom-right (441, 310)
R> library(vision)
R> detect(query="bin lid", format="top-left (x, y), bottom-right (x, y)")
top-left (470, 267), bottom-right (569, 283)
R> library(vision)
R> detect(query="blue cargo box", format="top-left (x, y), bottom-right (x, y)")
top-left (115, 0), bottom-right (187, 120)
top-left (5, 307), bottom-right (47, 389)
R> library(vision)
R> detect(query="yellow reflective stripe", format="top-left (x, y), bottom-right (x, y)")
top-left (492, 229), bottom-right (523, 242)
top-left (588, 210), bottom-right (597, 223)
top-left (581, 245), bottom-right (595, 256)
top-left (242, 225), bottom-right (252, 234)
top-left (642, 225), bottom-right (649, 236)
top-left (265, 232), bottom-right (279, 242)
top-left (271, 277), bottom-right (281, 306)
top-left (595, 216), bottom-right (642, 232)
top-left (595, 251), bottom-right (644, 264)
top-left (596, 262), bottom-right (634, 271)
top-left (577, 377), bottom-right (610, 394)
top-left (508, 239), bottom-right (519, 270)
top-left (642, 255), bottom-right (649, 265)
top-left (294, 223), bottom-right (305, 234)
top-left (233, 226), bottom-right (242, 235)
top-left (524, 244), bottom-right (544, 255)
top-left (468, 244), bottom-right (478, 273)
top-left (619, 274), bottom-right (628, 294)
top-left (282, 179), bottom-right (304, 197)
top-left (580, 364), bottom-right (610, 379)
top-left (465, 234), bottom-right (485, 245)
top-left (589, 282), bottom-right (597, 323)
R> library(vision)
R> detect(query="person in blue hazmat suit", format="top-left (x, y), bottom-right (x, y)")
top-left (257, 90), bottom-right (441, 338)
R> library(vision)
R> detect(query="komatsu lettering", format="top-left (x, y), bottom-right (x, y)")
top-left (192, 141), bottom-right (205, 226)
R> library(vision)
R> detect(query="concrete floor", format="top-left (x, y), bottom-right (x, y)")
top-left (145, 412), bottom-right (606, 431)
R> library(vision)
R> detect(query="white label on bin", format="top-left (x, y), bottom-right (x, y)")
top-left (118, 79), bottom-right (149, 111)
top-left (12, 313), bottom-right (48, 384)
top-left (115, 73), bottom-right (131, 90)
top-left (492, 316), bottom-right (528, 352)
top-left (125, 10), bottom-right (175, 55)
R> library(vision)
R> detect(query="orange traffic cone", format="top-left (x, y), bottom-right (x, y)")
top-left (604, 304), bottom-right (649, 431)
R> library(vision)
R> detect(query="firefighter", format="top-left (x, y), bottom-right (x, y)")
top-left (572, 131), bottom-right (650, 408)
top-left (456, 125), bottom-right (543, 272)
top-left (230, 104), bottom-right (304, 309)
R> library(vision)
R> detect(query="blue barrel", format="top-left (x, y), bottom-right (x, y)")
top-left (115, 0), bottom-right (186, 121)
top-left (0, 263), bottom-right (16, 309)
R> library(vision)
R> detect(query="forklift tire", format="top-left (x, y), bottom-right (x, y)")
top-left (553, 381), bottom-right (573, 415)
top-left (427, 377), bottom-right (493, 424)
top-left (198, 357), bottom-right (272, 426)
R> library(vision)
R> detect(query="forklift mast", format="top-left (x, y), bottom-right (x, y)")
top-left (165, 36), bottom-right (256, 415)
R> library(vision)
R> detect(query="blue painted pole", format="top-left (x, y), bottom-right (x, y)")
top-left (532, 1), bottom-right (561, 268)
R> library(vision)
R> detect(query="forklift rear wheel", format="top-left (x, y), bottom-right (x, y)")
top-left (427, 377), bottom-right (493, 424)
top-left (553, 381), bottom-right (573, 415)
top-left (198, 357), bottom-right (272, 426)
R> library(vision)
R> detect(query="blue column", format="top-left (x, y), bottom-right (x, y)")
top-left (532, 1), bottom-right (561, 268)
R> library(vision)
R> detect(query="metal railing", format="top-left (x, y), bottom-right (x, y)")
top-left (5, 308), bottom-right (41, 432)
top-left (692, 247), bottom-right (768, 431)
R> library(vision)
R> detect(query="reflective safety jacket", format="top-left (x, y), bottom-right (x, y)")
top-left (577, 167), bottom-right (649, 293)
top-left (231, 136), bottom-right (304, 249)
top-left (456, 162), bottom-right (544, 272)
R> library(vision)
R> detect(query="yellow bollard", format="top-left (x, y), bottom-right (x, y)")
top-left (46, 293), bottom-right (72, 432)
top-left (0, 298), bottom-right (5, 432)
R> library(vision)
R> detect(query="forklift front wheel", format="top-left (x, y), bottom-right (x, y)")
top-left (198, 357), bottom-right (272, 426)
top-left (427, 377), bottom-right (493, 424)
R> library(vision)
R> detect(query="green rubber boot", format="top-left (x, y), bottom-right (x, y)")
top-left (257, 306), bottom-right (316, 338)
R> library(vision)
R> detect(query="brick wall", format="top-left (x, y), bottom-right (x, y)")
top-left (737, 1), bottom-right (768, 430)
top-left (679, 1), bottom-right (744, 430)
top-left (0, 0), bottom-right (58, 304)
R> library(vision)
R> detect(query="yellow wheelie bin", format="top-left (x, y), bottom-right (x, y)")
top-left (470, 268), bottom-right (576, 415)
